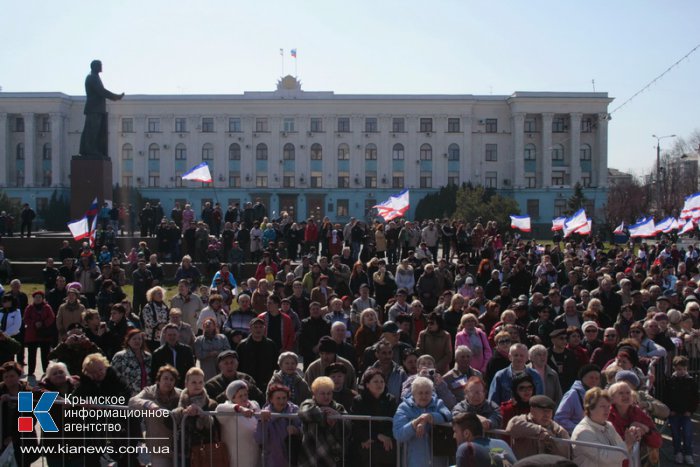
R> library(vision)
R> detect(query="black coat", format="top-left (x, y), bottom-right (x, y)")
top-left (237, 336), bottom-right (279, 389)
top-left (350, 390), bottom-right (397, 442)
top-left (151, 343), bottom-right (195, 387)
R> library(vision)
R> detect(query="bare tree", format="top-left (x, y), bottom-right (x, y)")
top-left (604, 178), bottom-right (651, 224)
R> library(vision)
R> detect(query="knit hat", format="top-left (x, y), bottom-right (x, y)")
top-left (67, 282), bottom-right (82, 291)
top-left (581, 321), bottom-right (598, 332)
top-left (667, 309), bottom-right (682, 324)
top-left (577, 363), bottom-right (601, 381)
top-left (614, 369), bottom-right (640, 389)
top-left (225, 380), bottom-right (248, 401)
top-left (318, 336), bottom-right (338, 354)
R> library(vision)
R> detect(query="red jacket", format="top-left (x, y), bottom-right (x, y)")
top-left (257, 311), bottom-right (295, 352)
top-left (500, 400), bottom-right (530, 429)
top-left (23, 303), bottom-right (56, 343)
top-left (255, 261), bottom-right (279, 280)
top-left (609, 404), bottom-right (661, 467)
top-left (304, 224), bottom-right (318, 242)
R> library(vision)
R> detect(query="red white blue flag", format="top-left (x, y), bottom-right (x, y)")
top-left (85, 197), bottom-right (99, 217)
top-left (182, 162), bottom-right (213, 183)
top-left (67, 217), bottom-right (90, 241)
top-left (510, 215), bottom-right (531, 232)
top-left (373, 190), bottom-right (409, 221)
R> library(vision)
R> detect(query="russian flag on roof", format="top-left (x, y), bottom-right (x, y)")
top-left (510, 215), bottom-right (531, 232)
top-left (181, 162), bottom-right (213, 183)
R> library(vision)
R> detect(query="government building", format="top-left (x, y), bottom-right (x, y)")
top-left (0, 76), bottom-right (611, 226)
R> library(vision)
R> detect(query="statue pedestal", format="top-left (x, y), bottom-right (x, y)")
top-left (70, 156), bottom-right (112, 220)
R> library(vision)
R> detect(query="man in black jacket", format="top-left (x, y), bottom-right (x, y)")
top-left (205, 350), bottom-right (263, 404)
top-left (236, 317), bottom-right (279, 389)
top-left (20, 204), bottom-right (36, 238)
top-left (151, 324), bottom-right (195, 387)
top-left (299, 302), bottom-right (331, 370)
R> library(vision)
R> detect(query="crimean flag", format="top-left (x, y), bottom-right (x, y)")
top-left (67, 217), bottom-right (90, 241)
top-left (681, 220), bottom-right (695, 235)
top-left (373, 190), bottom-right (409, 221)
top-left (613, 222), bottom-right (625, 235)
top-left (181, 162), bottom-right (213, 183)
top-left (510, 215), bottom-right (531, 232)
top-left (551, 217), bottom-right (566, 231)
top-left (88, 215), bottom-right (98, 248)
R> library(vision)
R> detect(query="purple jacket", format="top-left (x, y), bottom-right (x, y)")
top-left (254, 401), bottom-right (301, 467)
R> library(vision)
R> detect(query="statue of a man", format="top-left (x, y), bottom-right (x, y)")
top-left (79, 60), bottom-right (124, 159)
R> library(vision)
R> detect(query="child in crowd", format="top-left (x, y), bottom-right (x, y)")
top-left (664, 356), bottom-right (698, 465)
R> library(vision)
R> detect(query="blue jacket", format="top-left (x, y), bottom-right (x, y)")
top-left (554, 379), bottom-right (586, 434)
top-left (393, 395), bottom-right (453, 467)
top-left (488, 366), bottom-right (543, 405)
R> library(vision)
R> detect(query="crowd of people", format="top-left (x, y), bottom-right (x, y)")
top-left (0, 206), bottom-right (699, 467)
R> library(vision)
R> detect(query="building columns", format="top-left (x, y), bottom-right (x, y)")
top-left (23, 112), bottom-right (35, 187)
top-left (569, 113), bottom-right (582, 186)
top-left (596, 113), bottom-right (609, 187)
top-left (541, 113), bottom-right (553, 188)
top-left (512, 113), bottom-right (525, 188)
top-left (49, 113), bottom-right (63, 187)
top-left (0, 113), bottom-right (7, 187)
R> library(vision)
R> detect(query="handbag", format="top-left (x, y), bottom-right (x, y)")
top-left (189, 421), bottom-right (229, 467)
top-left (431, 423), bottom-right (457, 461)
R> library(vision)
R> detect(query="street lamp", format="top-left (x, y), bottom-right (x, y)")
top-left (652, 134), bottom-right (676, 211)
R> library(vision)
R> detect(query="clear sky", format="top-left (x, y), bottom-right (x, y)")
top-left (2, 0), bottom-right (698, 174)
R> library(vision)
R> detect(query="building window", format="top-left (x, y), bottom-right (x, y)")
top-left (551, 144), bottom-right (564, 161)
top-left (175, 118), bottom-right (187, 133)
top-left (448, 172), bottom-right (459, 186)
top-left (524, 144), bottom-right (536, 160)
top-left (122, 143), bottom-right (133, 160)
top-left (582, 173), bottom-right (592, 187)
top-left (283, 118), bottom-right (295, 132)
top-left (148, 143), bottom-right (160, 160)
top-left (201, 118), bottom-right (214, 133)
top-left (365, 143), bottom-right (377, 160)
top-left (337, 117), bottom-right (350, 132)
top-left (552, 171), bottom-right (565, 186)
top-left (420, 172), bottom-right (432, 188)
top-left (228, 118), bottom-right (241, 133)
top-left (310, 117), bottom-right (323, 132)
top-left (485, 171), bottom-right (497, 188)
top-left (228, 173), bottom-right (240, 188)
top-left (392, 174), bottom-right (405, 188)
top-left (256, 143), bottom-right (268, 160)
top-left (42, 143), bottom-right (52, 160)
top-left (554, 199), bottom-right (567, 217)
top-left (580, 144), bottom-right (592, 161)
top-left (202, 143), bottom-right (214, 160)
top-left (527, 199), bottom-right (540, 219)
top-left (283, 174), bottom-right (295, 188)
top-left (15, 117), bottom-right (24, 132)
top-left (392, 143), bottom-right (405, 160)
top-left (485, 119), bottom-right (497, 133)
top-left (448, 143), bottom-right (460, 161)
top-left (256, 175), bottom-right (268, 187)
top-left (485, 144), bottom-right (498, 161)
top-left (337, 143), bottom-right (349, 160)
top-left (175, 143), bottom-right (187, 160)
top-left (147, 118), bottom-right (160, 133)
top-left (310, 143), bottom-right (323, 160)
top-left (337, 199), bottom-right (349, 217)
top-left (584, 200), bottom-right (595, 218)
top-left (552, 116), bottom-right (567, 133)
top-left (148, 175), bottom-right (160, 187)
top-left (581, 117), bottom-right (593, 133)
top-left (447, 118), bottom-right (460, 133)
top-left (15, 143), bottom-right (24, 160)
top-left (255, 118), bottom-right (268, 132)
top-left (283, 143), bottom-right (295, 160)
top-left (420, 143), bottom-right (432, 161)
top-left (121, 118), bottom-right (133, 133)
top-left (419, 118), bottom-right (433, 133)
top-left (365, 118), bottom-right (378, 133)
top-left (392, 118), bottom-right (405, 133)
top-left (174, 174), bottom-right (184, 187)
top-left (526, 174), bottom-right (537, 188)
top-left (365, 172), bottom-right (377, 188)
top-left (524, 118), bottom-right (537, 133)
top-left (122, 175), bottom-right (132, 187)
top-left (337, 174), bottom-right (349, 188)
top-left (310, 172), bottom-right (322, 188)
top-left (228, 143), bottom-right (240, 160)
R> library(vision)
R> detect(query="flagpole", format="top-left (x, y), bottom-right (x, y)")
top-left (280, 48), bottom-right (284, 76)
top-left (294, 54), bottom-right (298, 77)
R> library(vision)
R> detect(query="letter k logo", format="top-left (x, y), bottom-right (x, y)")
top-left (18, 391), bottom-right (58, 432)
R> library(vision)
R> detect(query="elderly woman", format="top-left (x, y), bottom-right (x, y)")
top-left (0, 362), bottom-right (39, 467)
top-left (454, 313), bottom-right (491, 373)
top-left (194, 317), bottom-right (231, 380)
top-left (608, 381), bottom-right (662, 465)
top-left (55, 287), bottom-right (85, 340)
top-left (255, 384), bottom-right (302, 467)
top-left (129, 365), bottom-right (182, 467)
top-left (111, 328), bottom-right (153, 396)
top-left (267, 351), bottom-right (312, 406)
top-left (172, 368), bottom-right (217, 463)
top-left (678, 311), bottom-right (700, 358)
top-left (527, 344), bottom-right (563, 405)
top-left (416, 312), bottom-right (452, 374)
top-left (142, 286), bottom-right (170, 351)
top-left (298, 376), bottom-right (350, 467)
top-left (572, 387), bottom-right (641, 467)
top-left (350, 368), bottom-right (398, 467)
top-left (451, 376), bottom-right (502, 431)
top-left (393, 375), bottom-right (452, 467)
top-left (216, 380), bottom-right (261, 467)
top-left (23, 290), bottom-right (56, 377)
top-left (401, 354), bottom-right (457, 409)
top-left (196, 293), bottom-right (228, 332)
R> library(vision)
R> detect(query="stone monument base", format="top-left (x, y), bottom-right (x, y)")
top-left (70, 156), bottom-right (112, 220)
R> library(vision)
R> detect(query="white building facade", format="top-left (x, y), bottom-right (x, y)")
top-left (0, 77), bottom-right (612, 226)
